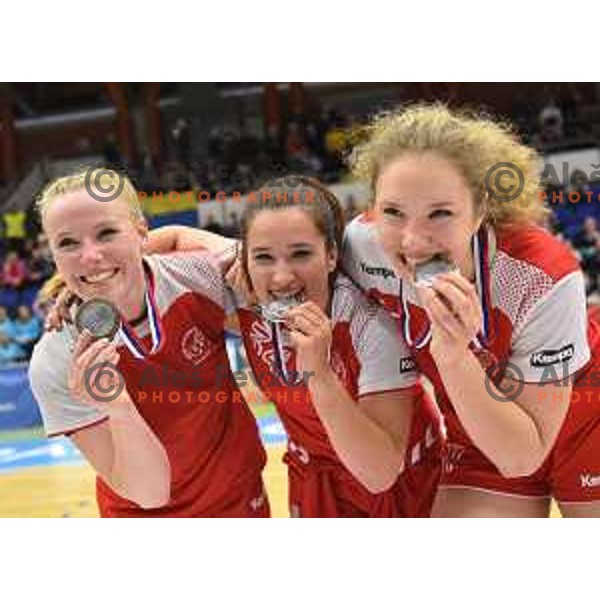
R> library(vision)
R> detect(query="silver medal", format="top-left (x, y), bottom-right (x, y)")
top-left (414, 254), bottom-right (458, 288)
top-left (75, 299), bottom-right (120, 340)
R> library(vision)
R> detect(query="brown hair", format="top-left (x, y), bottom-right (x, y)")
top-left (240, 175), bottom-right (345, 285)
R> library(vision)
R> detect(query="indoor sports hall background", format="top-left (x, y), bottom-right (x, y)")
top-left (1, 82), bottom-right (599, 517)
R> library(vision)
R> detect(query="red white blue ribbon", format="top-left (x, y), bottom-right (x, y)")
top-left (118, 263), bottom-right (163, 359)
top-left (400, 226), bottom-right (492, 351)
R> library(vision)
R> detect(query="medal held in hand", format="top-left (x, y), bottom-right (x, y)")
top-left (75, 299), bottom-right (121, 340)
top-left (259, 296), bottom-right (302, 323)
top-left (257, 296), bottom-right (304, 385)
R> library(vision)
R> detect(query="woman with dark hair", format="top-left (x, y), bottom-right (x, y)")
top-left (140, 176), bottom-right (442, 517)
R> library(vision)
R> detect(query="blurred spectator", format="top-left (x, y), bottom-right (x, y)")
top-left (2, 210), bottom-right (27, 253)
top-left (344, 194), bottom-right (359, 222)
top-left (573, 216), bottom-right (600, 272)
top-left (285, 123), bottom-right (307, 159)
top-left (172, 118), bottom-right (191, 163)
top-left (539, 100), bottom-right (563, 136)
top-left (305, 122), bottom-right (325, 160)
top-left (0, 332), bottom-right (25, 365)
top-left (223, 212), bottom-right (241, 238)
top-left (103, 133), bottom-right (124, 170)
top-left (324, 124), bottom-right (347, 176)
top-left (208, 126), bottom-right (224, 159)
top-left (545, 208), bottom-right (565, 237)
top-left (534, 98), bottom-right (564, 150)
top-left (264, 125), bottom-right (285, 167)
top-left (171, 117), bottom-right (191, 187)
top-left (2, 251), bottom-right (28, 290)
top-left (27, 243), bottom-right (54, 285)
top-left (203, 215), bottom-right (224, 235)
top-left (238, 125), bottom-right (260, 166)
top-left (12, 305), bottom-right (42, 359)
top-left (0, 306), bottom-right (16, 339)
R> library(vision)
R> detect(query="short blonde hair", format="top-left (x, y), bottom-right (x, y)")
top-left (349, 103), bottom-right (548, 226)
top-left (37, 168), bottom-right (145, 225)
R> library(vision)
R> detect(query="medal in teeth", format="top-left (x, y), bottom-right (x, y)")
top-left (260, 295), bottom-right (302, 323)
top-left (414, 254), bottom-right (457, 287)
top-left (261, 294), bottom-right (304, 385)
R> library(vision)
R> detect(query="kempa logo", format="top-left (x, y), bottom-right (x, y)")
top-left (400, 357), bottom-right (416, 373)
top-left (360, 262), bottom-right (396, 280)
top-left (530, 344), bottom-right (575, 368)
top-left (580, 473), bottom-right (600, 488)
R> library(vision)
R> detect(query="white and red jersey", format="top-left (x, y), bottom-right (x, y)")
top-left (343, 213), bottom-right (600, 501)
top-left (237, 273), bottom-right (441, 517)
top-left (29, 251), bottom-right (267, 517)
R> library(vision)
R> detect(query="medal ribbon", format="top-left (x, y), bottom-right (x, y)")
top-left (400, 226), bottom-right (492, 351)
top-left (118, 264), bottom-right (163, 359)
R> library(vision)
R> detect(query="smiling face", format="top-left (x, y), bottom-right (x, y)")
top-left (42, 188), bottom-right (148, 319)
top-left (373, 152), bottom-right (484, 282)
top-left (245, 207), bottom-right (337, 312)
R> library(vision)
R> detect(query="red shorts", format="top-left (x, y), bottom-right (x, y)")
top-left (285, 438), bottom-right (441, 518)
top-left (440, 381), bottom-right (600, 503)
top-left (97, 475), bottom-right (270, 517)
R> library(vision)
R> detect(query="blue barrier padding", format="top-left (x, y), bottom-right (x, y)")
top-left (0, 364), bottom-right (43, 431)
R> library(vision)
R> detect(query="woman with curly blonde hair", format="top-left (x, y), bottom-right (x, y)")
top-left (343, 103), bottom-right (600, 517)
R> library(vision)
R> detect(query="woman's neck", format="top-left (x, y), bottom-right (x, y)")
top-left (119, 264), bottom-right (148, 323)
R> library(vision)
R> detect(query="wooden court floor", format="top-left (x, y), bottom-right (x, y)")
top-left (0, 444), bottom-right (289, 518)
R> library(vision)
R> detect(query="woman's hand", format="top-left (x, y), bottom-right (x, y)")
top-left (67, 330), bottom-right (131, 414)
top-left (417, 272), bottom-right (482, 359)
top-left (223, 247), bottom-right (258, 306)
top-left (285, 302), bottom-right (333, 378)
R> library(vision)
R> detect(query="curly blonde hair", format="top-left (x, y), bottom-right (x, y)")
top-left (349, 103), bottom-right (548, 226)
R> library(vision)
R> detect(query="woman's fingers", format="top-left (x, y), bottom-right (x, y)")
top-left (225, 256), bottom-right (257, 305)
top-left (71, 329), bottom-right (95, 357)
top-left (287, 313), bottom-right (319, 335)
top-left (58, 288), bottom-right (77, 324)
top-left (45, 287), bottom-right (79, 331)
top-left (70, 337), bottom-right (121, 403)
top-left (287, 302), bottom-right (328, 328)
top-left (44, 305), bottom-right (63, 332)
top-left (423, 291), bottom-right (462, 341)
top-left (75, 338), bottom-right (114, 370)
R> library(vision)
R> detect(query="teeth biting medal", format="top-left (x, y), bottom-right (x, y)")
top-left (414, 253), bottom-right (458, 287)
top-left (258, 296), bottom-right (304, 385)
top-left (260, 296), bottom-right (302, 323)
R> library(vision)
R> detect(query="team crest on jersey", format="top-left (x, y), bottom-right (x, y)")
top-left (181, 326), bottom-right (212, 366)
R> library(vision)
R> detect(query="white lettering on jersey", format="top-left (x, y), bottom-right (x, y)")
top-left (580, 473), bottom-right (600, 488)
